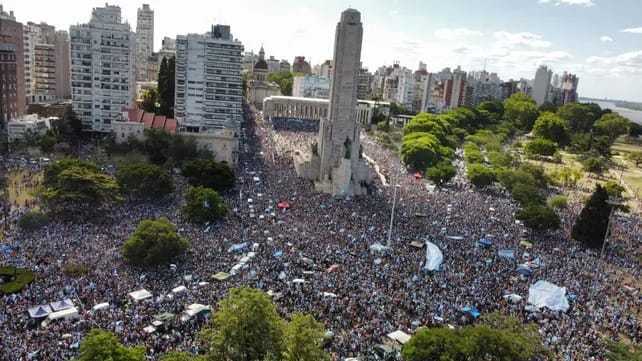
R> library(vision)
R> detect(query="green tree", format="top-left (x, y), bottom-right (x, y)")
top-left (533, 112), bottom-right (570, 146)
top-left (182, 159), bottom-right (235, 192)
top-left (605, 340), bottom-right (642, 361)
top-left (116, 162), bottom-right (174, 200)
top-left (477, 100), bottom-right (505, 124)
top-left (572, 185), bottom-right (612, 249)
top-left (467, 164), bottom-right (496, 187)
top-left (504, 93), bottom-right (539, 131)
top-left (401, 132), bottom-right (451, 170)
top-left (594, 113), bottom-right (630, 142)
top-left (268, 71), bottom-right (295, 96)
top-left (160, 352), bottom-right (206, 361)
top-left (158, 56), bottom-right (176, 117)
top-left (426, 161), bottom-right (456, 187)
top-left (42, 161), bottom-right (122, 218)
top-left (547, 195), bottom-right (568, 209)
top-left (402, 327), bottom-right (468, 361)
top-left (200, 288), bottom-right (285, 361)
top-left (141, 88), bottom-right (159, 113)
top-left (557, 103), bottom-right (600, 133)
top-left (581, 156), bottom-right (607, 176)
top-left (44, 158), bottom-right (99, 187)
top-left (122, 218), bottom-right (189, 266)
top-left (183, 186), bottom-right (227, 224)
top-left (629, 122), bottom-right (642, 138)
top-left (516, 205), bottom-right (560, 232)
top-left (283, 313), bottom-right (330, 361)
top-left (524, 138), bottom-right (558, 157)
top-left (77, 329), bottom-right (145, 361)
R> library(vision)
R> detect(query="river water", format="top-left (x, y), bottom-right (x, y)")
top-left (591, 100), bottom-right (642, 125)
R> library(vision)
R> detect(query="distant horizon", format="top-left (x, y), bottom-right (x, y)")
top-left (2, 0), bottom-right (641, 102)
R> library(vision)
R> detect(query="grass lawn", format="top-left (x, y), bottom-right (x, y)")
top-left (7, 170), bottom-right (42, 208)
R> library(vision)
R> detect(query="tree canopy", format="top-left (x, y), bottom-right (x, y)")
top-left (42, 159), bottom-right (122, 218)
top-left (504, 93), bottom-right (539, 131)
top-left (557, 103), bottom-right (601, 133)
top-left (122, 218), bottom-right (189, 266)
top-left (182, 159), bottom-right (235, 192)
top-left (283, 313), bottom-right (330, 361)
top-left (158, 56), bottom-right (176, 117)
top-left (572, 184), bottom-right (612, 249)
top-left (183, 186), bottom-right (227, 224)
top-left (594, 113), bottom-right (630, 142)
top-left (116, 162), bottom-right (174, 200)
top-left (426, 161), bottom-right (457, 187)
top-left (533, 112), bottom-right (570, 146)
top-left (77, 329), bottom-right (145, 361)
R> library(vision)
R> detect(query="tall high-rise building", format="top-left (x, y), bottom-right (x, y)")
top-left (175, 24), bottom-right (244, 132)
top-left (561, 72), bottom-right (579, 105)
top-left (292, 56), bottom-right (311, 74)
top-left (136, 4), bottom-right (154, 81)
top-left (0, 5), bottom-right (25, 116)
top-left (22, 22), bottom-right (70, 103)
top-left (295, 9), bottom-right (371, 197)
top-left (0, 42), bottom-right (18, 133)
top-left (532, 65), bottom-right (552, 106)
top-left (70, 4), bottom-right (136, 132)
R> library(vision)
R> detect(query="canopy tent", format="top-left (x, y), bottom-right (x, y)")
top-left (369, 243), bottom-right (389, 253)
top-left (410, 241), bottom-right (425, 249)
top-left (47, 307), bottom-right (79, 321)
top-left (50, 299), bottom-right (74, 312)
top-left (387, 330), bottom-right (412, 345)
top-left (128, 289), bottom-right (152, 302)
top-left (228, 242), bottom-right (249, 253)
top-left (461, 306), bottom-right (481, 319)
top-left (527, 280), bottom-right (570, 312)
top-left (498, 249), bottom-right (515, 260)
top-left (292, 279), bottom-right (306, 284)
top-left (503, 294), bottom-right (523, 304)
top-left (92, 302), bottom-right (109, 312)
top-left (181, 304), bottom-right (211, 322)
top-left (423, 241), bottom-right (443, 271)
top-left (212, 272), bottom-right (231, 281)
top-left (277, 201), bottom-right (291, 210)
top-left (172, 286), bottom-right (188, 294)
top-left (28, 305), bottom-right (53, 319)
top-left (322, 292), bottom-right (338, 298)
top-left (155, 312), bottom-right (175, 322)
top-left (446, 236), bottom-right (464, 240)
top-left (143, 325), bottom-right (157, 334)
top-left (478, 238), bottom-right (493, 248)
top-left (198, 281), bottom-right (210, 288)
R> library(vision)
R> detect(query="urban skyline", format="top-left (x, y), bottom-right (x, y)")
top-left (1, 0), bottom-right (641, 102)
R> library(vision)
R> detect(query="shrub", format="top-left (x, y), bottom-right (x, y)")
top-left (525, 138), bottom-right (558, 157)
top-left (547, 195), bottom-right (568, 209)
top-left (0, 267), bottom-right (35, 294)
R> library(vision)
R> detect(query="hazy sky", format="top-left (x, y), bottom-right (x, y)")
top-left (3, 0), bottom-right (642, 101)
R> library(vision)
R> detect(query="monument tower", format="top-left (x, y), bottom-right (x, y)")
top-left (294, 8), bottom-right (371, 196)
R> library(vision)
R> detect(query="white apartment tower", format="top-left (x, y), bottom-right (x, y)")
top-left (70, 4), bottom-right (136, 132)
top-left (532, 65), bottom-right (552, 106)
top-left (175, 25), bottom-right (244, 132)
top-left (136, 4), bottom-right (154, 81)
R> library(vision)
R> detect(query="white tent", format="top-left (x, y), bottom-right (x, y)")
top-left (128, 289), bottom-right (152, 302)
top-left (423, 241), bottom-right (443, 271)
top-left (369, 243), bottom-right (389, 253)
top-left (28, 305), bottom-right (53, 318)
top-left (292, 279), bottom-right (306, 284)
top-left (503, 294), bottom-right (523, 304)
top-left (47, 307), bottom-right (79, 321)
top-left (143, 325), bottom-right (157, 334)
top-left (387, 330), bottom-right (412, 345)
top-left (92, 302), bottom-right (110, 312)
top-left (322, 292), bottom-right (338, 298)
top-left (172, 286), bottom-right (188, 294)
top-left (181, 303), bottom-right (211, 322)
top-left (527, 280), bottom-right (569, 312)
top-left (50, 299), bottom-right (74, 312)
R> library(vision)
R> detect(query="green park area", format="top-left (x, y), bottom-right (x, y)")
top-left (0, 266), bottom-right (35, 295)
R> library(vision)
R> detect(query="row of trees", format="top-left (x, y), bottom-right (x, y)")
top-left (141, 56), bottom-right (176, 117)
top-left (77, 288), bottom-right (329, 361)
top-left (402, 313), bottom-right (548, 361)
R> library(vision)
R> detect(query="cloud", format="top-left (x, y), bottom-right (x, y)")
top-left (434, 28), bottom-right (483, 41)
top-left (621, 27), bottom-right (642, 34)
top-left (600, 35), bottom-right (614, 42)
top-left (538, 0), bottom-right (595, 6)
top-left (586, 50), bottom-right (642, 76)
top-left (493, 31), bottom-right (552, 49)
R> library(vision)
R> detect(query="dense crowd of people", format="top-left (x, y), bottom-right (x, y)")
top-left (0, 111), bottom-right (640, 361)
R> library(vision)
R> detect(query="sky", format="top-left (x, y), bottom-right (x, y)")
top-left (2, 0), bottom-right (642, 102)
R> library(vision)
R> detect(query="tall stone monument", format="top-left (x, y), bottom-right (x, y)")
top-left (294, 8), bottom-right (372, 197)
